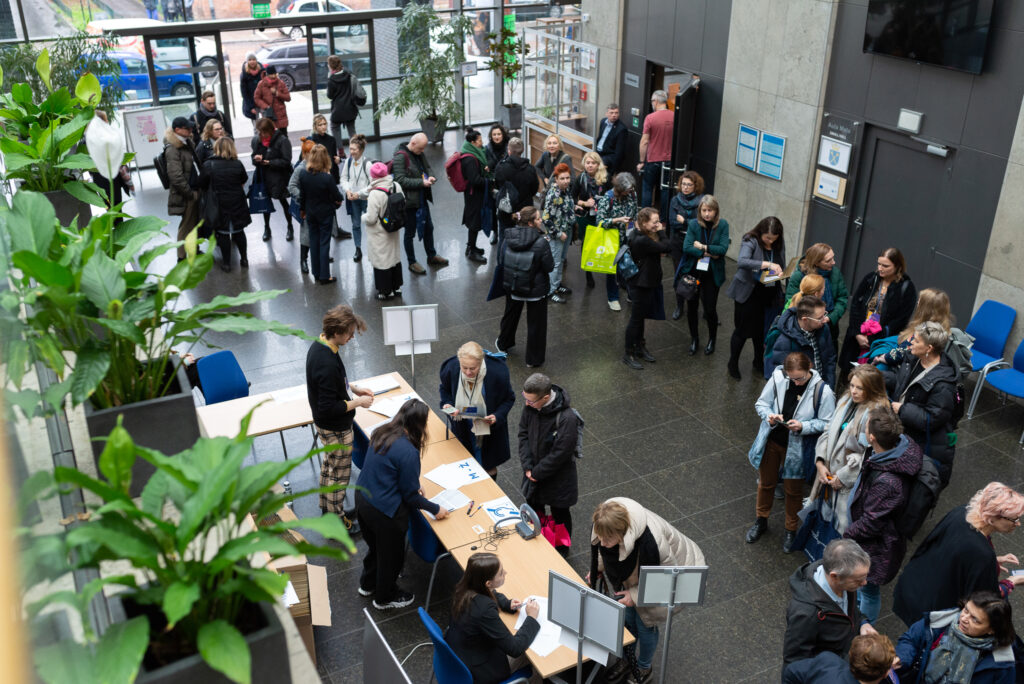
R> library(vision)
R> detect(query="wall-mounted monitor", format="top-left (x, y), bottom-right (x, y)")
top-left (863, 0), bottom-right (994, 74)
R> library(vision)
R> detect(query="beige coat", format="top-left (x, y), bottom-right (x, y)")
top-left (592, 497), bottom-right (705, 626)
top-left (361, 176), bottom-right (403, 271)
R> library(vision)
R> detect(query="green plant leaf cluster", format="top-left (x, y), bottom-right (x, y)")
top-left (375, 2), bottom-right (474, 126)
top-left (0, 190), bottom-right (309, 418)
top-left (21, 414), bottom-right (357, 684)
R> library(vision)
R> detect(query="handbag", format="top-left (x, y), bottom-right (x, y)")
top-left (199, 189), bottom-right (219, 237)
top-left (676, 274), bottom-right (699, 300)
top-left (261, 105), bottom-right (276, 120)
top-left (539, 514), bottom-right (571, 549)
top-left (614, 232), bottom-right (640, 286)
top-left (792, 487), bottom-right (842, 562)
top-left (247, 168), bottom-right (275, 215)
top-left (580, 224), bottom-right (618, 274)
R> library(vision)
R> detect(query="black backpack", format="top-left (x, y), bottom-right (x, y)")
top-left (154, 144), bottom-right (171, 190)
top-left (894, 455), bottom-right (942, 540)
top-left (502, 245), bottom-right (536, 297)
top-left (372, 187), bottom-right (406, 233)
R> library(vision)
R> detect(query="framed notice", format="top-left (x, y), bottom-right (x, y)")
top-left (756, 132), bottom-right (786, 181)
top-left (736, 123), bottom-right (759, 172)
top-left (817, 135), bottom-right (852, 174)
top-left (813, 169), bottom-right (847, 206)
top-left (123, 107), bottom-right (168, 169)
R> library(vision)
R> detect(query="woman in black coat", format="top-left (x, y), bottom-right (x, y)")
top-left (496, 207), bottom-right (555, 368)
top-left (460, 128), bottom-right (489, 263)
top-left (446, 552), bottom-right (539, 684)
top-left (199, 137), bottom-right (251, 271)
top-left (622, 207), bottom-right (671, 370)
top-left (240, 53), bottom-right (262, 127)
top-left (439, 341), bottom-right (516, 477)
top-left (251, 117), bottom-right (293, 242)
top-left (882, 321), bottom-right (960, 487)
top-left (839, 247), bottom-right (917, 385)
top-left (484, 123), bottom-right (509, 170)
top-left (309, 113), bottom-right (341, 184)
top-left (298, 144), bottom-right (343, 284)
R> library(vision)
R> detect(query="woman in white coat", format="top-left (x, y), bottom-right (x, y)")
top-left (362, 161), bottom-right (404, 301)
top-left (745, 352), bottom-right (835, 553)
top-left (806, 364), bottom-right (890, 534)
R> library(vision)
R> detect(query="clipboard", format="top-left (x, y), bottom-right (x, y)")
top-left (760, 257), bottom-right (798, 284)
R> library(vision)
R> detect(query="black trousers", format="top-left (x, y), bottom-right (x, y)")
top-left (356, 491), bottom-right (409, 603)
top-left (263, 198), bottom-right (291, 228)
top-left (215, 231), bottom-right (247, 266)
top-left (308, 214), bottom-right (333, 281)
top-left (730, 286), bottom-right (776, 366)
top-left (498, 296), bottom-right (547, 366)
top-left (687, 279), bottom-right (721, 339)
top-left (625, 285), bottom-right (655, 350)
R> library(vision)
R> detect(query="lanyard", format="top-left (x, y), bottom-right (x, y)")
top-left (460, 375), bottom-right (482, 407)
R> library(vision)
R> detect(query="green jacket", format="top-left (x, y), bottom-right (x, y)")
top-left (680, 218), bottom-right (730, 287)
top-left (786, 265), bottom-right (849, 322)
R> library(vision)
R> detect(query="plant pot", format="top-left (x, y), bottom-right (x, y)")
top-left (83, 362), bottom-right (199, 497)
top-left (111, 597), bottom-right (291, 684)
top-left (419, 117), bottom-right (445, 143)
top-left (44, 189), bottom-right (93, 228)
top-left (499, 104), bottom-right (523, 131)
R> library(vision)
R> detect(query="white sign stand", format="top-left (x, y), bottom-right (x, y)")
top-left (547, 571), bottom-right (624, 684)
top-left (636, 565), bottom-right (709, 684)
top-left (381, 304), bottom-right (439, 391)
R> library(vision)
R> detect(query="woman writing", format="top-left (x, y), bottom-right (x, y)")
top-left (677, 194), bottom-right (730, 356)
top-left (571, 151), bottom-right (608, 290)
top-left (589, 498), bottom-right (705, 684)
top-left (199, 137), bottom-right (250, 272)
top-left (251, 116), bottom-right (293, 242)
top-left (785, 243), bottom-right (848, 349)
top-left (746, 352), bottom-right (836, 553)
top-left (895, 591), bottom-right (1016, 683)
top-left (439, 341), bottom-right (516, 478)
top-left (622, 207), bottom-right (671, 370)
top-left (594, 172), bottom-right (639, 312)
top-left (807, 364), bottom-right (890, 533)
top-left (881, 322), bottom-right (959, 486)
top-left (460, 128), bottom-right (490, 264)
top-left (893, 482), bottom-right (1024, 626)
top-left (340, 133), bottom-right (371, 263)
top-left (839, 247), bottom-right (917, 384)
top-left (298, 144), bottom-right (343, 285)
top-left (726, 216), bottom-right (787, 380)
top-left (361, 162), bottom-right (404, 300)
top-left (356, 399), bottom-right (449, 610)
top-left (445, 553), bottom-right (540, 684)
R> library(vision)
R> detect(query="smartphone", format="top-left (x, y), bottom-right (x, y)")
top-left (442, 406), bottom-right (458, 415)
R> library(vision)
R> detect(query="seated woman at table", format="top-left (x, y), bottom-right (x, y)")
top-left (445, 552), bottom-right (541, 684)
top-left (588, 497), bottom-right (705, 684)
top-left (439, 341), bottom-right (516, 478)
top-left (355, 399), bottom-right (449, 611)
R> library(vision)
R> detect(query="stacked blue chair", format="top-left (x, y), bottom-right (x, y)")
top-left (196, 350), bottom-right (250, 404)
top-left (416, 607), bottom-right (530, 684)
top-left (977, 338), bottom-right (1024, 444)
top-left (965, 301), bottom-right (1017, 420)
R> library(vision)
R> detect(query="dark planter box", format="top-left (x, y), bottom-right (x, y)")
top-left (499, 104), bottom-right (522, 131)
top-left (419, 117), bottom-right (445, 143)
top-left (83, 363), bottom-right (199, 497)
top-left (109, 597), bottom-right (291, 684)
top-left (44, 189), bottom-right (93, 229)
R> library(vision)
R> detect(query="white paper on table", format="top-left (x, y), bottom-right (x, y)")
top-left (481, 495), bottom-right (520, 528)
top-left (367, 393), bottom-right (419, 418)
top-left (423, 489), bottom-right (472, 519)
top-left (271, 385), bottom-right (307, 403)
top-left (423, 459), bottom-right (489, 490)
top-left (350, 375), bottom-right (401, 395)
top-left (557, 628), bottom-right (612, 666)
top-left (514, 597), bottom-right (562, 657)
top-left (282, 581), bottom-right (300, 607)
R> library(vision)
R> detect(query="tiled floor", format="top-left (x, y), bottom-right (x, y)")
top-left (129, 130), bottom-right (1024, 683)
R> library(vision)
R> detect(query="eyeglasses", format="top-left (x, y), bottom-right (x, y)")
top-left (787, 374), bottom-right (811, 384)
top-left (522, 392), bottom-right (548, 407)
top-left (999, 515), bottom-right (1021, 524)
top-left (802, 315), bottom-right (828, 323)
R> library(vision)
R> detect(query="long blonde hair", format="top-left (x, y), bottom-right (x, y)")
top-left (898, 288), bottom-right (952, 343)
top-left (844, 365), bottom-right (888, 410)
top-left (582, 150), bottom-right (608, 186)
top-left (790, 274), bottom-right (825, 309)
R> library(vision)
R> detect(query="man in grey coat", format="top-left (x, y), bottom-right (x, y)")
top-left (165, 116), bottom-right (201, 261)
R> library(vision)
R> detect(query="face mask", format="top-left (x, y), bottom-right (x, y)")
top-left (858, 433), bottom-right (871, 448)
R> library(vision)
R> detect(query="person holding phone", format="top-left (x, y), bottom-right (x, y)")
top-left (588, 498), bottom-right (704, 684)
top-left (445, 552), bottom-right (540, 684)
top-left (746, 352), bottom-right (836, 553)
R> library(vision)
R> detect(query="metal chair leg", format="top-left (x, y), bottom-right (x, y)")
top-left (424, 551), bottom-right (451, 610)
top-left (1019, 425), bottom-right (1024, 446)
top-left (968, 360), bottom-right (1008, 420)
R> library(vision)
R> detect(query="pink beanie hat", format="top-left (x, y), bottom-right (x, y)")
top-left (370, 161), bottom-right (389, 179)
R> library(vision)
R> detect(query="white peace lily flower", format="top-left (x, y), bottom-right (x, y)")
top-left (85, 115), bottom-right (125, 182)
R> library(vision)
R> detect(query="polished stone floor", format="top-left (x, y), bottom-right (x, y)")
top-left (128, 130), bottom-right (1024, 683)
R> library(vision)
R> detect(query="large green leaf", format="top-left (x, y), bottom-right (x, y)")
top-left (54, 152), bottom-right (96, 170)
top-left (113, 215), bottom-right (166, 246)
top-left (34, 640), bottom-right (92, 684)
top-left (80, 250), bottom-right (125, 310)
top-left (97, 420), bottom-right (135, 495)
top-left (64, 523), bottom-right (161, 568)
top-left (68, 347), bottom-right (110, 406)
top-left (206, 532), bottom-right (299, 574)
top-left (4, 191), bottom-right (56, 254)
top-left (93, 616), bottom-right (149, 684)
top-left (265, 513), bottom-right (355, 550)
top-left (35, 49), bottom-right (51, 90)
top-left (75, 72), bottom-right (102, 106)
top-left (175, 445), bottom-right (247, 548)
top-left (198, 620), bottom-right (251, 684)
top-left (162, 581), bottom-right (201, 627)
top-left (11, 250), bottom-right (72, 288)
top-left (1, 151), bottom-right (38, 172)
top-left (198, 316), bottom-right (307, 337)
top-left (93, 318), bottom-right (146, 347)
top-left (63, 180), bottom-right (107, 207)
top-left (53, 465), bottom-right (128, 504)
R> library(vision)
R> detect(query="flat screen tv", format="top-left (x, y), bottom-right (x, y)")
top-left (863, 0), bottom-right (994, 74)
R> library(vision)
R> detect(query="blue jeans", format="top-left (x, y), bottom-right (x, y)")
top-left (548, 236), bottom-right (566, 294)
top-left (641, 161), bottom-right (670, 219)
top-left (624, 606), bottom-right (659, 669)
top-left (346, 198), bottom-right (367, 248)
top-left (606, 274), bottom-right (620, 302)
top-left (859, 583), bottom-right (880, 624)
top-left (403, 205), bottom-right (437, 263)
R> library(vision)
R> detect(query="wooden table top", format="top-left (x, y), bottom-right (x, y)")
top-left (351, 372), bottom-right (449, 446)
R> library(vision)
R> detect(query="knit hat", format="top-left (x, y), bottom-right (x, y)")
top-left (245, 51), bottom-right (257, 61)
top-left (370, 161), bottom-right (388, 179)
top-left (171, 116), bottom-right (191, 130)
top-left (265, 65), bottom-right (277, 75)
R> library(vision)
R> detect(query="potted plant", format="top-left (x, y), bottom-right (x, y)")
top-left (375, 2), bottom-right (474, 142)
top-left (21, 415), bottom-right (357, 684)
top-left (486, 24), bottom-right (530, 130)
top-left (0, 188), bottom-right (306, 494)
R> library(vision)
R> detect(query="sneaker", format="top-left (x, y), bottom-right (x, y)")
top-left (357, 586), bottom-right (374, 597)
top-left (628, 666), bottom-right (653, 684)
top-left (409, 262), bottom-right (427, 274)
top-left (556, 285), bottom-right (572, 295)
top-left (392, 289), bottom-right (402, 297)
top-left (494, 337), bottom-right (507, 353)
top-left (550, 293), bottom-right (567, 304)
top-left (608, 300), bottom-right (622, 312)
top-left (427, 255), bottom-right (449, 266)
top-left (373, 591), bottom-right (415, 610)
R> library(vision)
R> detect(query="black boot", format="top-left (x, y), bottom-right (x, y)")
top-left (688, 337), bottom-right (699, 355)
top-left (286, 224), bottom-right (294, 241)
top-left (728, 335), bottom-right (743, 379)
top-left (353, 247), bottom-right (362, 263)
top-left (672, 306), bottom-right (682, 321)
top-left (782, 530), bottom-right (797, 554)
top-left (300, 245), bottom-right (309, 274)
top-left (262, 226), bottom-right (271, 241)
top-left (745, 517), bottom-right (768, 543)
top-left (465, 245), bottom-right (487, 263)
top-left (705, 336), bottom-right (716, 355)
top-left (586, 271), bottom-right (595, 288)
top-left (622, 347), bottom-right (644, 370)
top-left (636, 343), bottom-right (655, 363)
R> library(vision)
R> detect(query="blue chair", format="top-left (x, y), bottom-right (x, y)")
top-left (196, 350), bottom-right (250, 404)
top-left (407, 507), bottom-right (451, 610)
top-left (416, 607), bottom-right (530, 684)
top-left (965, 301), bottom-right (1017, 420)
top-left (977, 338), bottom-right (1024, 444)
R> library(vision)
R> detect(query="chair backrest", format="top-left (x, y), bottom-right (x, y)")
top-left (407, 507), bottom-right (444, 563)
top-left (196, 350), bottom-right (249, 404)
top-left (1012, 337), bottom-right (1024, 373)
top-left (352, 425), bottom-right (370, 470)
top-left (417, 607), bottom-right (473, 684)
top-left (965, 300), bottom-right (1016, 362)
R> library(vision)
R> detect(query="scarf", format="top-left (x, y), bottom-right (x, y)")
top-left (817, 268), bottom-right (835, 310)
top-left (925, 614), bottom-right (994, 684)
top-left (454, 360), bottom-right (489, 436)
top-left (460, 140), bottom-right (488, 172)
top-left (676, 192), bottom-right (703, 221)
top-left (260, 136), bottom-right (271, 147)
top-left (800, 326), bottom-right (823, 374)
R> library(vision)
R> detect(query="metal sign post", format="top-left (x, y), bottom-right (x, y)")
top-left (548, 571), bottom-right (624, 684)
top-left (381, 304), bottom-right (439, 391)
top-left (461, 61), bottom-right (477, 129)
top-left (636, 565), bottom-right (708, 684)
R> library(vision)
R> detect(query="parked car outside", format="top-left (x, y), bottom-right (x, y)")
top-left (96, 51), bottom-right (196, 101)
top-left (255, 40), bottom-right (369, 92)
top-left (275, 0), bottom-right (367, 41)
top-left (86, 18), bottom-right (219, 77)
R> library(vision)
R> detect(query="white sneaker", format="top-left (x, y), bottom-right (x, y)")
top-left (373, 591), bottom-right (415, 610)
top-left (608, 300), bottom-right (622, 311)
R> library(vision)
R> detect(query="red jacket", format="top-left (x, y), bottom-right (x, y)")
top-left (253, 76), bottom-right (291, 129)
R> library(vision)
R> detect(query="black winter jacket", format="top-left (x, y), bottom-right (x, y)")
top-left (770, 308), bottom-right (837, 388)
top-left (199, 157), bottom-right (252, 233)
top-left (628, 230), bottom-right (670, 289)
top-left (445, 592), bottom-right (540, 684)
top-left (240, 67), bottom-right (262, 120)
top-left (461, 153), bottom-right (486, 230)
top-left (326, 70), bottom-right (360, 124)
top-left (502, 226), bottom-right (553, 299)
top-left (518, 384), bottom-right (579, 508)
top-left (494, 155), bottom-right (539, 223)
top-left (783, 560), bottom-right (863, 670)
top-left (309, 132), bottom-right (340, 184)
top-left (882, 352), bottom-right (958, 486)
top-left (250, 129), bottom-right (292, 200)
top-left (840, 273), bottom-right (918, 372)
top-left (392, 143), bottom-right (433, 209)
top-left (298, 169), bottom-right (343, 224)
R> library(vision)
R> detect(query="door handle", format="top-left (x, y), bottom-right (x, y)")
top-left (853, 217), bottom-right (863, 231)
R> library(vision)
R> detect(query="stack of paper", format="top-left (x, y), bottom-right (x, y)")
top-left (351, 375), bottom-right (401, 395)
top-left (282, 581), bottom-right (300, 607)
top-left (424, 489), bottom-right (472, 519)
top-left (515, 597), bottom-right (561, 657)
top-left (367, 392), bottom-right (419, 419)
top-left (423, 458), bottom-right (490, 489)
